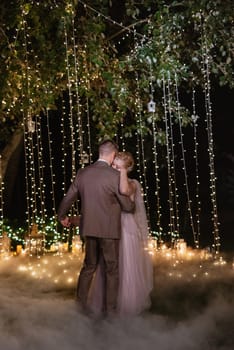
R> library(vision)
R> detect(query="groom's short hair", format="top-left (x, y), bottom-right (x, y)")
top-left (99, 139), bottom-right (118, 156)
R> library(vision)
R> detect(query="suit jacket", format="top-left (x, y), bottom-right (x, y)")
top-left (57, 160), bottom-right (135, 239)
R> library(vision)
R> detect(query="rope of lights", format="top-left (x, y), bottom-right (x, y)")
top-left (166, 73), bottom-right (180, 239)
top-left (80, 48), bottom-right (93, 164)
top-left (59, 97), bottom-right (71, 243)
top-left (148, 64), bottom-right (163, 240)
top-left (22, 114), bottom-right (31, 229)
top-left (35, 113), bottom-right (47, 224)
top-left (174, 73), bottom-right (197, 246)
top-left (85, 96), bottom-right (93, 164)
top-left (45, 108), bottom-right (56, 220)
top-left (63, 18), bottom-right (77, 180)
top-left (134, 72), bottom-right (151, 227)
top-left (200, 16), bottom-right (220, 254)
top-left (61, 96), bottom-right (68, 196)
top-left (191, 87), bottom-right (201, 248)
top-left (162, 75), bottom-right (176, 243)
top-left (71, 16), bottom-right (84, 166)
top-left (83, 47), bottom-right (93, 163)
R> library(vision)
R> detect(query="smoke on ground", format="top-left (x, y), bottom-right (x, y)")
top-left (0, 252), bottom-right (233, 350)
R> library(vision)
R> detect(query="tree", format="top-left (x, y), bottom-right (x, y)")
top-left (0, 0), bottom-right (233, 149)
top-left (0, 0), bottom-right (233, 248)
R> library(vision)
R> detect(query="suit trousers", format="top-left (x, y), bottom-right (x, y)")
top-left (76, 236), bottom-right (119, 314)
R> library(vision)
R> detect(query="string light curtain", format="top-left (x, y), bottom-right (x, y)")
top-left (200, 15), bottom-right (220, 254)
top-left (0, 1), bottom-right (223, 252)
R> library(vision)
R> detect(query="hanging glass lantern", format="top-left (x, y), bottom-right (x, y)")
top-left (27, 117), bottom-right (36, 133)
top-left (147, 98), bottom-right (156, 113)
top-left (81, 151), bottom-right (89, 165)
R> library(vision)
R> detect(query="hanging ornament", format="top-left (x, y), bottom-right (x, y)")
top-left (191, 114), bottom-right (199, 123)
top-left (27, 117), bottom-right (35, 133)
top-left (147, 96), bottom-right (156, 113)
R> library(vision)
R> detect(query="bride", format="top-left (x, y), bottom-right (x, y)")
top-left (89, 151), bottom-right (153, 316)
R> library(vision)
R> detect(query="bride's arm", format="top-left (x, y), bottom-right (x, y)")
top-left (119, 168), bottom-right (136, 198)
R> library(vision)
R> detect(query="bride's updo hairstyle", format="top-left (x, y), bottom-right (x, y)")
top-left (116, 151), bottom-right (134, 172)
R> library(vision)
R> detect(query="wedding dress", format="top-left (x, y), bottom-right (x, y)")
top-left (88, 179), bottom-right (153, 316)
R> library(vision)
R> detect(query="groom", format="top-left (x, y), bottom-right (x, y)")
top-left (57, 139), bottom-right (135, 316)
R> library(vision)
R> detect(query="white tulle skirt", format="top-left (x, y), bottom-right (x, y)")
top-left (88, 211), bottom-right (153, 317)
top-left (117, 212), bottom-right (153, 315)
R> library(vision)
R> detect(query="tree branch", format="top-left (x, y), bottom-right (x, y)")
top-left (108, 18), bottom-right (150, 40)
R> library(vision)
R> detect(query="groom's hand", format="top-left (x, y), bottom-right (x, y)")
top-left (60, 216), bottom-right (71, 228)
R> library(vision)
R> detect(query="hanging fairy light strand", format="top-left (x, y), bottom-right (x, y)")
top-left (83, 47), bottom-right (93, 163)
top-left (80, 47), bottom-right (93, 164)
top-left (134, 77), bottom-right (143, 185)
top-left (138, 105), bottom-right (150, 215)
top-left (71, 15), bottom-right (84, 166)
top-left (26, 114), bottom-right (38, 225)
top-left (22, 115), bottom-right (31, 228)
top-left (166, 73), bottom-right (180, 239)
top-left (61, 96), bottom-right (68, 196)
top-left (85, 96), bottom-right (93, 164)
top-left (24, 113), bottom-right (39, 226)
top-left (134, 70), bottom-right (151, 228)
top-left (162, 74), bottom-right (176, 243)
top-left (174, 72), bottom-right (197, 247)
top-left (58, 96), bottom-right (71, 243)
top-left (63, 18), bottom-right (77, 181)
top-left (148, 64), bottom-right (163, 239)
top-left (135, 120), bottom-right (151, 229)
top-left (131, 29), bottom-right (151, 225)
top-left (191, 86), bottom-right (201, 248)
top-left (151, 110), bottom-right (163, 238)
top-left (200, 15), bottom-right (220, 253)
top-left (45, 108), bottom-right (57, 221)
top-left (34, 113), bottom-right (47, 224)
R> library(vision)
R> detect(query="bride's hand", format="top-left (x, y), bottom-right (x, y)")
top-left (119, 167), bottom-right (128, 174)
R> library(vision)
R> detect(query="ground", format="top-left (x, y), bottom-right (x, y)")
top-left (0, 248), bottom-right (233, 350)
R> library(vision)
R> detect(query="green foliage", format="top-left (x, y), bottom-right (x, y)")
top-left (0, 0), bottom-right (233, 150)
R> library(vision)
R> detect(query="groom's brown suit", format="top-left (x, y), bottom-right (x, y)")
top-left (57, 160), bottom-right (135, 314)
